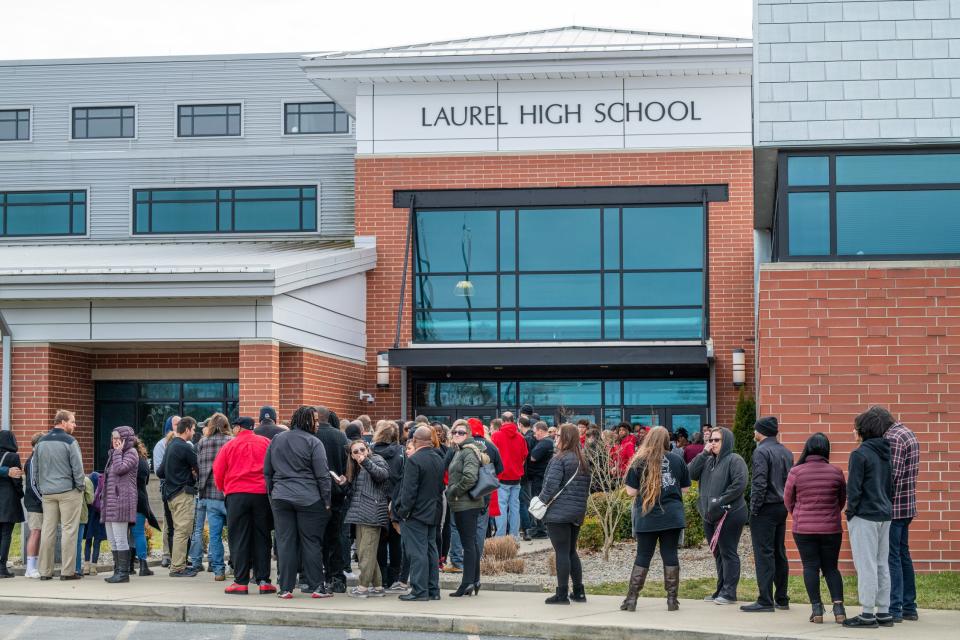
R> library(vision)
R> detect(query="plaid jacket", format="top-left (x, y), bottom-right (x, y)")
top-left (885, 422), bottom-right (919, 520)
top-left (197, 433), bottom-right (232, 500)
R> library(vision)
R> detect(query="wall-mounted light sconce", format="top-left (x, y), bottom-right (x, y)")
top-left (732, 348), bottom-right (746, 388)
top-left (377, 351), bottom-right (390, 388)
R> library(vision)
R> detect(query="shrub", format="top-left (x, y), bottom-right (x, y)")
top-left (547, 552), bottom-right (556, 576)
top-left (480, 557), bottom-right (504, 575)
top-left (577, 516), bottom-right (605, 552)
top-left (732, 389), bottom-right (758, 505)
top-left (483, 535), bottom-right (519, 561)
top-left (683, 482), bottom-right (705, 548)
top-left (501, 558), bottom-right (525, 574)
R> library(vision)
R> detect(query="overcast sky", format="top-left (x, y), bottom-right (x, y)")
top-left (2, 0), bottom-right (752, 60)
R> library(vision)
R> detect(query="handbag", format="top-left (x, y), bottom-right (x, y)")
top-left (467, 446), bottom-right (500, 500)
top-left (528, 459), bottom-right (581, 520)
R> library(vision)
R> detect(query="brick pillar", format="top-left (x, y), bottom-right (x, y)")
top-left (239, 339), bottom-right (280, 419)
top-left (278, 347), bottom-right (367, 422)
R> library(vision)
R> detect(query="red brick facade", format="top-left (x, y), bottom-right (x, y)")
top-left (758, 264), bottom-right (960, 572)
top-left (238, 340), bottom-right (280, 418)
top-left (355, 150), bottom-right (756, 423)
top-left (279, 348), bottom-right (367, 424)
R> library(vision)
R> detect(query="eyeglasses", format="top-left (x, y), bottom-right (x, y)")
top-left (451, 430), bottom-right (468, 436)
top-left (351, 449), bottom-right (365, 455)
top-left (708, 438), bottom-right (722, 443)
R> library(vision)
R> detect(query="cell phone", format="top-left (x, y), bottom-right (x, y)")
top-left (329, 470), bottom-right (343, 483)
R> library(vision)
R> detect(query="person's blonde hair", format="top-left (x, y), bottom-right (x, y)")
top-left (53, 409), bottom-right (73, 425)
top-left (628, 426), bottom-right (671, 514)
top-left (373, 420), bottom-right (398, 444)
top-left (205, 412), bottom-right (232, 438)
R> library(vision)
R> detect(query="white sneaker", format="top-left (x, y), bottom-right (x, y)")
top-left (25, 569), bottom-right (40, 579)
top-left (344, 571), bottom-right (358, 580)
top-left (386, 581), bottom-right (410, 594)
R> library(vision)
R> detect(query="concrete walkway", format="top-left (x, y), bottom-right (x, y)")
top-left (1, 573), bottom-right (958, 640)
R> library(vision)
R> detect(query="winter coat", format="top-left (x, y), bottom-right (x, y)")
top-left (344, 453), bottom-right (391, 528)
top-left (0, 430), bottom-right (25, 523)
top-left (846, 437), bottom-right (893, 522)
top-left (688, 427), bottom-right (748, 523)
top-left (395, 446), bottom-right (446, 527)
top-left (490, 423), bottom-right (528, 483)
top-left (23, 456), bottom-right (42, 514)
top-left (372, 441), bottom-right (404, 499)
top-left (539, 450), bottom-right (591, 525)
top-left (136, 457), bottom-right (161, 530)
top-left (445, 438), bottom-right (490, 513)
top-left (750, 436), bottom-right (794, 515)
top-left (784, 455), bottom-right (846, 535)
top-left (100, 426), bottom-right (140, 524)
top-left (611, 437), bottom-right (636, 476)
top-left (264, 429), bottom-right (331, 509)
top-left (212, 429), bottom-right (267, 496)
top-left (314, 423), bottom-right (349, 507)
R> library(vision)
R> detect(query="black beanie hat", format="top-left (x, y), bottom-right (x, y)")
top-left (755, 416), bottom-right (779, 437)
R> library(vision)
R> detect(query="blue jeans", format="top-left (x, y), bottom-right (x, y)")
top-left (132, 513), bottom-right (147, 559)
top-left (75, 523), bottom-right (85, 573)
top-left (189, 498), bottom-right (227, 575)
top-left (496, 483), bottom-right (521, 538)
top-left (519, 480), bottom-right (532, 531)
top-left (449, 516), bottom-right (464, 568)
top-left (889, 518), bottom-right (917, 617)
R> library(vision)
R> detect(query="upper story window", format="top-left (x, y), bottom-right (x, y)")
top-left (133, 185), bottom-right (317, 234)
top-left (284, 102), bottom-right (350, 135)
top-left (779, 151), bottom-right (960, 259)
top-left (413, 204), bottom-right (705, 343)
top-left (177, 104), bottom-right (241, 137)
top-left (72, 106), bottom-right (135, 139)
top-left (0, 109), bottom-right (30, 141)
top-left (1, 190), bottom-right (86, 237)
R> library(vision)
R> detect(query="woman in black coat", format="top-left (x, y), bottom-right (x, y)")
top-left (0, 430), bottom-right (25, 578)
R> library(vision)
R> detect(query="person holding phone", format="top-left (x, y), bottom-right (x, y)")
top-left (343, 440), bottom-right (390, 598)
top-left (100, 426), bottom-right (140, 584)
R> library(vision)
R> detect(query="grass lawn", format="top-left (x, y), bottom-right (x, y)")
top-left (587, 573), bottom-right (960, 610)
top-left (8, 523), bottom-right (113, 561)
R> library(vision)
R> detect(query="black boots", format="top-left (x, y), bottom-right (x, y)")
top-left (545, 586), bottom-right (570, 605)
top-left (809, 602), bottom-right (824, 623)
top-left (832, 602), bottom-right (847, 624)
top-left (138, 558), bottom-right (154, 576)
top-left (664, 565), bottom-right (680, 611)
top-left (105, 550), bottom-right (130, 584)
top-left (620, 565), bottom-right (648, 612)
top-left (570, 584), bottom-right (587, 603)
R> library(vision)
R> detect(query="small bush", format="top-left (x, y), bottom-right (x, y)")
top-left (483, 535), bottom-right (519, 561)
top-left (501, 558), bottom-right (525, 574)
top-left (480, 557), bottom-right (504, 575)
top-left (577, 516), bottom-right (605, 552)
top-left (547, 553), bottom-right (556, 576)
top-left (683, 482), bottom-right (705, 548)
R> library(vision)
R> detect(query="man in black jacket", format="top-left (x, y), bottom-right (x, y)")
top-left (741, 416), bottom-right (793, 613)
top-left (254, 406), bottom-right (285, 441)
top-left (525, 422), bottom-right (554, 539)
top-left (312, 405), bottom-right (349, 592)
top-left (158, 417), bottom-right (199, 577)
top-left (395, 426), bottom-right (445, 601)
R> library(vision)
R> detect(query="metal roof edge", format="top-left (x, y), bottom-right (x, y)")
top-left (0, 51), bottom-right (315, 68)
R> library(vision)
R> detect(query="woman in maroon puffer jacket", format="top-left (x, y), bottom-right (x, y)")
top-left (100, 425), bottom-right (140, 584)
top-left (784, 432), bottom-right (847, 625)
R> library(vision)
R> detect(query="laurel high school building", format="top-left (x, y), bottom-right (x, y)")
top-left (1, 8), bottom-right (959, 571)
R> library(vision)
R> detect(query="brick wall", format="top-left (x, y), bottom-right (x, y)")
top-left (92, 351), bottom-right (240, 370)
top-left (239, 340), bottom-right (280, 418)
top-left (279, 348), bottom-right (367, 423)
top-left (356, 150), bottom-right (756, 423)
top-left (758, 263), bottom-right (960, 572)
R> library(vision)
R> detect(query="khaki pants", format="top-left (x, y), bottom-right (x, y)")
top-left (356, 524), bottom-right (382, 588)
top-left (168, 492), bottom-right (196, 572)
top-left (160, 510), bottom-right (171, 556)
top-left (38, 489), bottom-right (84, 578)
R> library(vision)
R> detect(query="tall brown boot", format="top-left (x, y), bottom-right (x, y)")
top-left (620, 565), bottom-right (648, 612)
top-left (664, 565), bottom-right (680, 611)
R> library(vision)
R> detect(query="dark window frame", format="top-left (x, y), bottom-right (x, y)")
top-left (177, 103), bottom-right (242, 138)
top-left (283, 101), bottom-right (350, 135)
top-left (0, 108), bottom-right (30, 141)
top-left (72, 105), bottom-right (135, 139)
top-left (0, 189), bottom-right (87, 237)
top-left (777, 148), bottom-right (960, 261)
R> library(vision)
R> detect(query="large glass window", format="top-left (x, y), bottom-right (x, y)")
top-left (72, 106), bottom-right (135, 139)
top-left (133, 185), bottom-right (317, 234)
top-left (0, 109), bottom-right (29, 141)
top-left (177, 104), bottom-right (241, 137)
top-left (780, 151), bottom-right (960, 259)
top-left (0, 190), bottom-right (86, 237)
top-left (413, 204), bottom-right (705, 342)
top-left (284, 102), bottom-right (350, 134)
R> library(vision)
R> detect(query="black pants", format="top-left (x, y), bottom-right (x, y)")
top-left (0, 522), bottom-right (13, 566)
top-left (546, 522), bottom-right (583, 590)
top-left (751, 502), bottom-right (789, 606)
top-left (402, 519), bottom-right (439, 599)
top-left (322, 505), bottom-right (346, 585)
top-left (225, 492), bottom-right (272, 585)
top-left (162, 494), bottom-right (174, 556)
top-left (634, 528), bottom-right (682, 568)
top-left (377, 524), bottom-right (402, 587)
top-left (272, 498), bottom-right (328, 593)
top-left (439, 505), bottom-right (451, 563)
top-left (702, 506), bottom-right (746, 600)
top-left (527, 476), bottom-right (546, 536)
top-left (452, 508), bottom-right (481, 589)
top-left (793, 532), bottom-right (843, 605)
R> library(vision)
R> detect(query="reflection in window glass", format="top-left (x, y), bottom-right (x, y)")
top-left (837, 190), bottom-right (960, 256)
top-left (438, 382), bottom-right (497, 406)
top-left (516, 381), bottom-right (602, 406)
top-left (416, 275), bottom-right (497, 310)
top-left (623, 308), bottom-right (702, 339)
top-left (623, 380), bottom-right (708, 405)
top-left (836, 154), bottom-right (960, 185)
top-left (415, 210), bottom-right (497, 273)
top-left (183, 382), bottom-right (224, 399)
top-left (622, 206), bottom-right (703, 269)
top-left (787, 192), bottom-right (830, 256)
top-left (519, 274), bottom-right (600, 308)
top-left (518, 208), bottom-right (600, 271)
top-left (622, 272), bottom-right (702, 307)
top-left (519, 310), bottom-right (601, 341)
top-left (787, 156), bottom-right (829, 186)
top-left (139, 383), bottom-right (179, 400)
top-left (414, 311), bottom-right (497, 342)
top-left (284, 102), bottom-right (350, 134)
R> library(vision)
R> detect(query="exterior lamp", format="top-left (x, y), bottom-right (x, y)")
top-left (732, 348), bottom-right (746, 388)
top-left (376, 351), bottom-right (390, 388)
top-left (453, 279), bottom-right (474, 297)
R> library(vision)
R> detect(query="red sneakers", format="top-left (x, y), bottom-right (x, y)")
top-left (224, 583), bottom-right (248, 595)
top-left (258, 581), bottom-right (277, 594)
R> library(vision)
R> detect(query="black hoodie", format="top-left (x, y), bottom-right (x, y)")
top-left (846, 437), bottom-right (893, 522)
top-left (0, 430), bottom-right (24, 523)
top-left (688, 427), bottom-right (748, 523)
top-left (372, 441), bottom-right (404, 497)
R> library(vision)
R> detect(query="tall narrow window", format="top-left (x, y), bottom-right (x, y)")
top-left (177, 104), bottom-right (241, 137)
top-left (0, 109), bottom-right (29, 141)
top-left (72, 106), bottom-right (135, 139)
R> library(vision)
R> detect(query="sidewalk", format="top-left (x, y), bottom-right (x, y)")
top-left (1, 572), bottom-right (957, 640)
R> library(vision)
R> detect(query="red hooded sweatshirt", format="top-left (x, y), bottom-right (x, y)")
top-left (491, 422), bottom-right (528, 484)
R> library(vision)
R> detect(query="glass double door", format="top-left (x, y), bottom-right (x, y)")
top-left (420, 407), bottom-right (498, 426)
top-left (621, 406), bottom-right (707, 434)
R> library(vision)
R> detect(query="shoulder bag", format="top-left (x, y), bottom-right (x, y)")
top-left (466, 445), bottom-right (500, 500)
top-left (528, 458), bottom-right (581, 520)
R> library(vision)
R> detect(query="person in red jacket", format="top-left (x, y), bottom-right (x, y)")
top-left (490, 412), bottom-right (528, 539)
top-left (213, 416), bottom-right (275, 595)
top-left (784, 432), bottom-right (847, 625)
top-left (611, 423), bottom-right (636, 477)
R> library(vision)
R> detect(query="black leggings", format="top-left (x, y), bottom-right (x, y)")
top-left (0, 522), bottom-right (13, 565)
top-left (702, 506), bottom-right (746, 600)
top-left (634, 528), bottom-right (682, 568)
top-left (793, 532), bottom-right (843, 605)
top-left (452, 509), bottom-right (481, 589)
top-left (546, 522), bottom-right (583, 590)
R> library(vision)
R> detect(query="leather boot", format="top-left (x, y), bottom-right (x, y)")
top-left (810, 602), bottom-right (824, 624)
top-left (620, 565), bottom-right (648, 612)
top-left (545, 586), bottom-right (570, 605)
top-left (139, 558), bottom-right (154, 577)
top-left (129, 552), bottom-right (136, 574)
top-left (105, 550), bottom-right (130, 583)
top-left (664, 565), bottom-right (680, 611)
top-left (570, 584), bottom-right (587, 603)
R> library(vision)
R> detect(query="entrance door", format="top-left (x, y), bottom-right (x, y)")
top-left (624, 407), bottom-right (666, 429)
top-left (666, 407), bottom-right (708, 436)
top-left (556, 406), bottom-right (599, 427)
top-left (456, 408), bottom-right (497, 424)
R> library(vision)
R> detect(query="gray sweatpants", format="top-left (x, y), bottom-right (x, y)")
top-left (848, 516), bottom-right (891, 614)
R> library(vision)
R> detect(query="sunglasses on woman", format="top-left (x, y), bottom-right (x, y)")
top-left (451, 430), bottom-right (468, 436)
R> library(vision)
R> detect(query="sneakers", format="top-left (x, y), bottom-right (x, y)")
top-left (224, 582), bottom-right (248, 595)
top-left (258, 580), bottom-right (277, 594)
top-left (876, 614), bottom-right (895, 627)
top-left (349, 586), bottom-right (369, 598)
top-left (386, 581), bottom-right (410, 594)
top-left (843, 614), bottom-right (879, 628)
top-left (25, 569), bottom-right (41, 579)
top-left (330, 579), bottom-right (347, 593)
top-left (368, 587), bottom-right (386, 597)
top-left (344, 571), bottom-right (358, 580)
top-left (169, 569), bottom-right (198, 578)
top-left (277, 591), bottom-right (294, 600)
top-left (311, 587), bottom-right (334, 599)
top-left (703, 594), bottom-right (717, 602)
top-left (714, 596), bottom-right (737, 605)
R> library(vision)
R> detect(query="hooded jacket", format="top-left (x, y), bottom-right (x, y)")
top-left (314, 422), bottom-right (349, 507)
top-left (152, 416), bottom-right (176, 473)
top-left (445, 437), bottom-right (491, 513)
top-left (491, 422), bottom-right (528, 484)
top-left (0, 430), bottom-right (24, 523)
top-left (372, 441), bottom-right (404, 498)
top-left (688, 427), bottom-right (748, 523)
top-left (100, 426), bottom-right (140, 523)
top-left (344, 452), bottom-right (391, 527)
top-left (213, 429), bottom-right (268, 496)
top-left (846, 436), bottom-right (893, 522)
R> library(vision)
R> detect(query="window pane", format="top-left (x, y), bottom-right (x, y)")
top-left (519, 310), bottom-right (601, 340)
top-left (234, 187), bottom-right (300, 200)
top-left (519, 274), bottom-right (600, 308)
top-left (226, 382), bottom-right (239, 398)
top-left (6, 204), bottom-right (72, 235)
top-left (152, 190), bottom-right (216, 202)
top-left (302, 200), bottom-right (317, 230)
top-left (500, 382), bottom-right (517, 407)
top-left (516, 381), bottom-right (601, 406)
top-left (96, 382), bottom-right (137, 400)
top-left (71, 205), bottom-right (85, 234)
top-left (87, 117), bottom-right (123, 138)
top-left (622, 206), bottom-right (703, 269)
top-left (787, 156), bottom-right (829, 186)
top-left (499, 209), bottom-right (515, 271)
top-left (837, 190), bottom-right (960, 256)
top-left (603, 310), bottom-right (620, 339)
top-left (416, 275), bottom-right (497, 309)
top-left (415, 210), bottom-right (497, 273)
top-left (7, 192), bottom-right (71, 204)
top-left (500, 312), bottom-right (516, 340)
top-left (623, 308), bottom-right (702, 339)
top-left (183, 382), bottom-right (224, 399)
top-left (438, 382), bottom-right (497, 406)
top-left (183, 402), bottom-right (224, 423)
top-left (604, 409), bottom-right (622, 429)
top-left (787, 192), bottom-right (830, 256)
top-left (603, 273), bottom-right (619, 306)
top-left (150, 202), bottom-right (218, 233)
top-left (139, 383), bottom-right (179, 400)
top-left (499, 276), bottom-right (516, 308)
top-left (836, 154), bottom-right (960, 185)
top-left (415, 382), bottom-right (439, 407)
top-left (233, 200), bottom-right (302, 231)
top-left (135, 203), bottom-right (150, 232)
top-left (622, 272), bottom-right (702, 307)
top-left (603, 208), bottom-right (620, 269)
top-left (414, 311), bottom-right (497, 341)
top-left (518, 208), bottom-right (600, 271)
top-left (623, 380), bottom-right (708, 405)
top-left (604, 380), bottom-right (622, 404)
top-left (192, 115), bottom-right (230, 136)
top-left (0, 121), bottom-right (16, 141)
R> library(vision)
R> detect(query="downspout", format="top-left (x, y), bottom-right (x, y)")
top-left (0, 310), bottom-right (11, 431)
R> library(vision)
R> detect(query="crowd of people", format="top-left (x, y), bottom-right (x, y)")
top-left (0, 403), bottom-right (921, 628)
